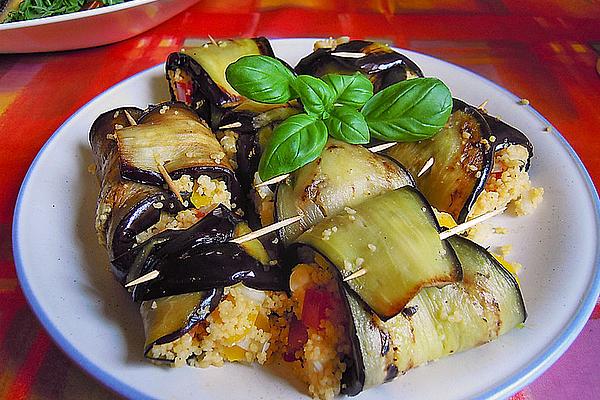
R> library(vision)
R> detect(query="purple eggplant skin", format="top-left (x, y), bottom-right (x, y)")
top-left (90, 106), bottom-right (173, 282)
top-left (453, 100), bottom-right (533, 219)
top-left (143, 287), bottom-right (224, 360)
top-left (127, 205), bottom-right (290, 303)
top-left (234, 131), bottom-right (263, 229)
top-left (89, 106), bottom-right (144, 181)
top-left (482, 112), bottom-right (534, 171)
top-left (294, 40), bottom-right (424, 92)
top-left (115, 101), bottom-right (241, 203)
top-left (90, 103), bottom-right (240, 283)
top-left (165, 37), bottom-right (276, 128)
top-left (109, 192), bottom-right (185, 283)
top-left (452, 99), bottom-right (496, 223)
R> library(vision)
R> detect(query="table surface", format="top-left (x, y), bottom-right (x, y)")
top-left (1, 1), bottom-right (599, 399)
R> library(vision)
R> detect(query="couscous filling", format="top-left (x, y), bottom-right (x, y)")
top-left (286, 261), bottom-right (351, 400)
top-left (148, 285), bottom-right (291, 367)
top-left (136, 174), bottom-right (232, 243)
top-left (471, 144), bottom-right (543, 218)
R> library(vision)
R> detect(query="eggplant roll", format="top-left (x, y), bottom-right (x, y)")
top-left (290, 187), bottom-right (462, 321)
top-left (91, 104), bottom-right (291, 367)
top-left (166, 37), bottom-right (295, 129)
top-left (274, 139), bottom-right (414, 244)
top-left (385, 99), bottom-right (540, 223)
top-left (115, 102), bottom-right (236, 186)
top-left (295, 40), bottom-right (423, 92)
top-left (115, 205), bottom-right (290, 361)
top-left (286, 234), bottom-right (526, 398)
top-left (90, 102), bottom-right (240, 283)
top-left (133, 208), bottom-right (290, 366)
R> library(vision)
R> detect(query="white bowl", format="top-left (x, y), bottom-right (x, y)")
top-left (0, 0), bottom-right (200, 53)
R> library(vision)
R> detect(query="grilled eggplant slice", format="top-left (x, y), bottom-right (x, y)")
top-left (141, 289), bottom-right (223, 360)
top-left (293, 187), bottom-right (462, 320)
top-left (338, 235), bottom-right (526, 394)
top-left (385, 99), bottom-right (533, 222)
top-left (126, 205), bottom-right (288, 302)
top-left (385, 99), bottom-right (491, 222)
top-left (114, 205), bottom-right (288, 362)
top-left (166, 37), bottom-right (293, 128)
top-left (295, 40), bottom-right (423, 92)
top-left (90, 104), bottom-right (240, 282)
top-left (91, 106), bottom-right (177, 281)
top-left (115, 102), bottom-right (236, 187)
top-left (275, 139), bottom-right (414, 244)
top-left (481, 111), bottom-right (534, 170)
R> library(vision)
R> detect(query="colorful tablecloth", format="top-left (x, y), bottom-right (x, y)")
top-left (1, 1), bottom-right (599, 399)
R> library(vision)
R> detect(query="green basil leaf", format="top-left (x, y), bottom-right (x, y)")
top-left (361, 78), bottom-right (453, 141)
top-left (225, 55), bottom-right (296, 104)
top-left (258, 114), bottom-right (328, 180)
top-left (325, 105), bottom-right (370, 144)
top-left (321, 72), bottom-right (373, 108)
top-left (292, 75), bottom-right (335, 117)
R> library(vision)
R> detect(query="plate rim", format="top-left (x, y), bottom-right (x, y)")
top-left (0, 0), bottom-right (164, 31)
top-left (12, 39), bottom-right (600, 400)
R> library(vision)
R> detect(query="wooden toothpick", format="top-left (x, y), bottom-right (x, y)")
top-left (125, 270), bottom-right (160, 288)
top-left (368, 142), bottom-right (397, 153)
top-left (156, 158), bottom-right (185, 205)
top-left (124, 206), bottom-right (507, 287)
top-left (255, 174), bottom-right (289, 188)
top-left (123, 110), bottom-right (137, 126)
top-left (477, 99), bottom-right (489, 111)
top-left (331, 52), bottom-right (366, 58)
top-left (208, 35), bottom-right (218, 46)
top-left (123, 216), bottom-right (303, 288)
top-left (218, 121), bottom-right (242, 130)
top-left (254, 142), bottom-right (398, 188)
top-left (417, 157), bottom-right (434, 177)
top-left (439, 207), bottom-right (506, 240)
top-left (230, 215), bottom-right (302, 244)
top-left (343, 268), bottom-right (368, 281)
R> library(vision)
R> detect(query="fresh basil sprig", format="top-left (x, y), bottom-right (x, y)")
top-left (258, 114), bottom-right (328, 179)
top-left (361, 77), bottom-right (453, 141)
top-left (291, 75), bottom-right (335, 118)
top-left (225, 56), bottom-right (452, 180)
top-left (225, 55), bottom-right (297, 104)
top-left (326, 105), bottom-right (369, 144)
top-left (321, 73), bottom-right (373, 108)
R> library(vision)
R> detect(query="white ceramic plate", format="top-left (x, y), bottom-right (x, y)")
top-left (13, 39), bottom-right (600, 400)
top-left (0, 0), bottom-right (200, 53)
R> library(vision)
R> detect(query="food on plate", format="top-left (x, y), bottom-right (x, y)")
top-left (294, 40), bottom-right (543, 225)
top-left (295, 39), bottom-right (424, 92)
top-left (90, 102), bottom-right (240, 279)
top-left (90, 101), bottom-right (291, 366)
top-left (385, 99), bottom-right (542, 223)
top-left (291, 187), bottom-right (463, 319)
top-left (223, 48), bottom-right (451, 181)
top-left (166, 37), bottom-right (302, 226)
top-left (287, 226), bottom-right (525, 398)
top-left (165, 37), bottom-right (297, 130)
top-left (274, 139), bottom-right (414, 244)
top-left (1, 0), bottom-right (130, 23)
top-left (89, 36), bottom-right (541, 399)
